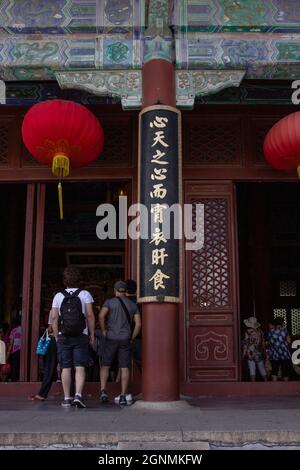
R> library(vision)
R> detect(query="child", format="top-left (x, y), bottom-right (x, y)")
top-left (242, 316), bottom-right (267, 382)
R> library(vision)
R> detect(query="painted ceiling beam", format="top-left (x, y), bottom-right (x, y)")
top-left (0, 1), bottom-right (299, 107)
top-left (1, 1), bottom-right (299, 36)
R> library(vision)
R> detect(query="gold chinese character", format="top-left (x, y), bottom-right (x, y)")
top-left (152, 248), bottom-right (168, 266)
top-left (151, 168), bottom-right (167, 181)
top-left (150, 228), bottom-right (167, 246)
top-left (149, 116), bottom-right (169, 129)
top-left (150, 149), bottom-right (168, 165)
top-left (149, 269), bottom-right (170, 290)
top-left (151, 204), bottom-right (167, 223)
top-left (150, 184), bottom-right (167, 199)
top-left (151, 131), bottom-right (169, 148)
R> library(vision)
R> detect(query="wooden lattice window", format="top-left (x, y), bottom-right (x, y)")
top-left (22, 143), bottom-right (40, 166)
top-left (291, 309), bottom-right (300, 336)
top-left (250, 117), bottom-right (281, 166)
top-left (273, 308), bottom-right (287, 324)
top-left (191, 198), bottom-right (230, 308)
top-left (90, 117), bottom-right (133, 166)
top-left (0, 125), bottom-right (9, 165)
top-left (185, 117), bottom-right (241, 165)
top-left (279, 280), bottom-right (296, 297)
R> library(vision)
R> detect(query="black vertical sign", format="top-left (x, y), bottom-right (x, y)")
top-left (138, 105), bottom-right (182, 303)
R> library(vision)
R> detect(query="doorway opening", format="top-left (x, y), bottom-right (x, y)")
top-left (40, 182), bottom-right (130, 382)
top-left (0, 184), bottom-right (26, 382)
top-left (237, 182), bottom-right (300, 381)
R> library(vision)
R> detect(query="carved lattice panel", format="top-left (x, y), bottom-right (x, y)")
top-left (90, 116), bottom-right (133, 167)
top-left (0, 125), bottom-right (9, 165)
top-left (249, 117), bottom-right (281, 166)
top-left (280, 280), bottom-right (296, 297)
top-left (185, 183), bottom-right (238, 382)
top-left (273, 308), bottom-right (287, 324)
top-left (184, 117), bottom-right (242, 165)
top-left (291, 309), bottom-right (300, 336)
top-left (21, 143), bottom-right (40, 166)
top-left (191, 198), bottom-right (231, 309)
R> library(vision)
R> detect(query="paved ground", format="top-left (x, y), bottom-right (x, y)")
top-left (0, 395), bottom-right (300, 449)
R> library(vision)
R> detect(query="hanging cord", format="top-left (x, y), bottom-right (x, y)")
top-left (58, 180), bottom-right (64, 220)
top-left (52, 154), bottom-right (70, 221)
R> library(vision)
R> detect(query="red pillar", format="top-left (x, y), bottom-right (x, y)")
top-left (141, 58), bottom-right (179, 401)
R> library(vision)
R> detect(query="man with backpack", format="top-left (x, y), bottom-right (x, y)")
top-left (99, 280), bottom-right (141, 406)
top-left (51, 267), bottom-right (95, 408)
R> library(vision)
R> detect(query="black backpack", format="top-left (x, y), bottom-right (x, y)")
top-left (59, 289), bottom-right (86, 337)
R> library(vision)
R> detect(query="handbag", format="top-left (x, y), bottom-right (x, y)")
top-left (0, 340), bottom-right (6, 365)
top-left (36, 329), bottom-right (51, 356)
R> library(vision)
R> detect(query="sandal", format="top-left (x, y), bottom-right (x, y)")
top-left (29, 395), bottom-right (45, 401)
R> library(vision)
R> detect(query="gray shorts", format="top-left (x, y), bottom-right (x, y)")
top-left (102, 338), bottom-right (131, 369)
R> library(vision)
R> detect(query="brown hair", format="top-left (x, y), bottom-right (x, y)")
top-left (63, 267), bottom-right (81, 287)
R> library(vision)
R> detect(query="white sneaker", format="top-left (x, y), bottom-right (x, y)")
top-left (114, 393), bottom-right (133, 405)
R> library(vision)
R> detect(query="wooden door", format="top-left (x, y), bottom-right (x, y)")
top-left (185, 181), bottom-right (240, 381)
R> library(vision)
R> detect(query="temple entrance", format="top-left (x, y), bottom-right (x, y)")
top-left (237, 182), bottom-right (300, 381)
top-left (39, 182), bottom-right (129, 382)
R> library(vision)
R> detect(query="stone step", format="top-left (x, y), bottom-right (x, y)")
top-left (118, 441), bottom-right (210, 450)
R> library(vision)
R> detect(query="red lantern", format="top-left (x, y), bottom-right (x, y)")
top-left (22, 99), bottom-right (104, 219)
top-left (263, 111), bottom-right (300, 177)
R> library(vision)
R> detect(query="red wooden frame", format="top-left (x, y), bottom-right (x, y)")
top-left (20, 184), bottom-right (35, 381)
top-left (30, 184), bottom-right (46, 381)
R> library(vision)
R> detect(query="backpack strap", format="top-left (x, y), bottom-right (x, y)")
top-left (61, 288), bottom-right (81, 297)
top-left (117, 297), bottom-right (132, 328)
top-left (73, 288), bottom-right (82, 297)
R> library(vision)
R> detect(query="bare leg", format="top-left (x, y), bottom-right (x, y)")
top-left (61, 368), bottom-right (72, 398)
top-left (115, 368), bottom-right (121, 383)
top-left (75, 366), bottom-right (85, 395)
top-left (100, 366), bottom-right (110, 391)
top-left (120, 367), bottom-right (130, 395)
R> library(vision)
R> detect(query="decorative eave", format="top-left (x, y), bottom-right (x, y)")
top-left (55, 70), bottom-right (142, 110)
top-left (176, 70), bottom-right (245, 109)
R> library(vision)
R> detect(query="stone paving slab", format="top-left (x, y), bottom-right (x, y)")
top-left (0, 396), bottom-right (300, 447)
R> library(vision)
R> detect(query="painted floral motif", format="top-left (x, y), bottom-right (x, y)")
top-left (104, 0), bottom-right (132, 26)
top-left (105, 42), bottom-right (130, 62)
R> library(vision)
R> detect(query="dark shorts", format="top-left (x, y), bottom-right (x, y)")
top-left (102, 338), bottom-right (131, 369)
top-left (57, 334), bottom-right (89, 369)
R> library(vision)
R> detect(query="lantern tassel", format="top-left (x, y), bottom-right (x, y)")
top-left (58, 182), bottom-right (64, 220)
top-left (298, 165), bottom-right (300, 179)
top-left (52, 154), bottom-right (70, 178)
